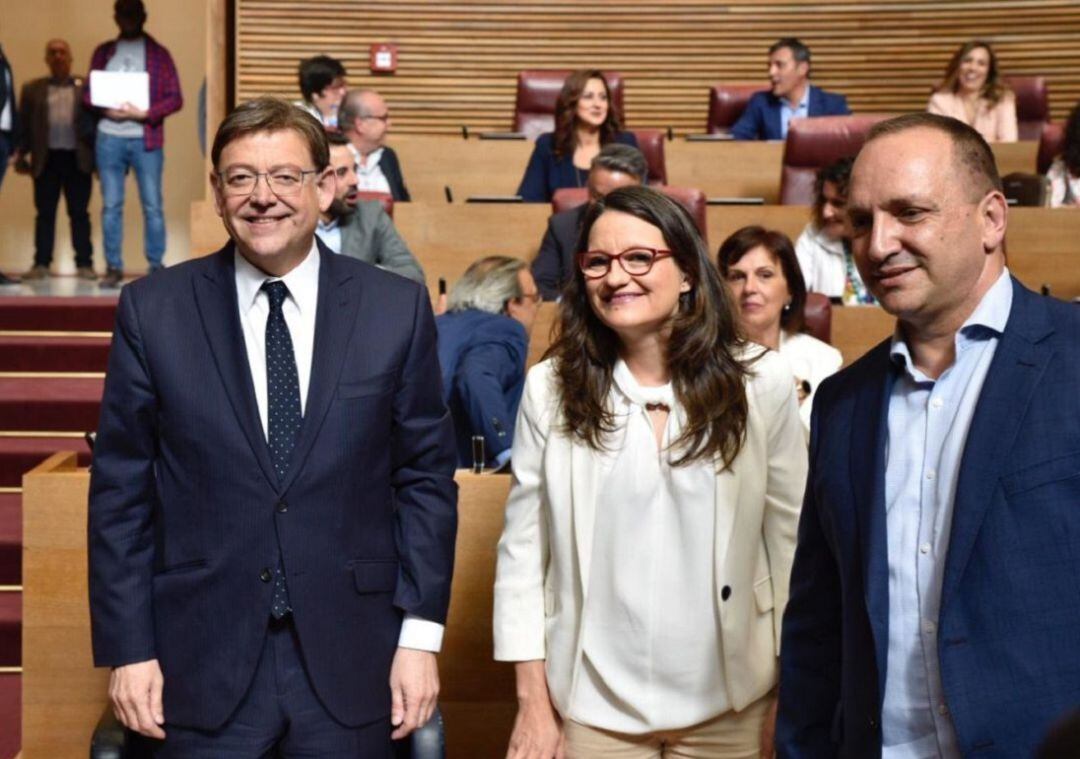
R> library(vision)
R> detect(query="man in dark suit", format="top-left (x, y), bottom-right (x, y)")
top-left (15, 39), bottom-right (97, 280)
top-left (730, 38), bottom-right (850, 141)
top-left (531, 143), bottom-right (646, 300)
top-left (316, 133), bottom-right (424, 283)
top-left (436, 256), bottom-right (539, 469)
top-left (776, 113), bottom-right (1080, 758)
top-left (340, 88), bottom-right (410, 201)
top-left (88, 97), bottom-right (457, 756)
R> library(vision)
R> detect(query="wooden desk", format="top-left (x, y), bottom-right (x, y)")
top-left (393, 135), bottom-right (534, 204)
top-left (667, 140), bottom-right (785, 202)
top-left (21, 453), bottom-right (107, 759)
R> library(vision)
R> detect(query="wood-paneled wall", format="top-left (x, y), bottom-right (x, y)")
top-left (235, 0), bottom-right (1080, 135)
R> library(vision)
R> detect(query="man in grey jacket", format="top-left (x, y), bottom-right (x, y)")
top-left (316, 132), bottom-right (424, 284)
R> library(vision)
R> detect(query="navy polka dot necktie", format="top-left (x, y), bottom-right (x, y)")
top-left (262, 280), bottom-right (301, 618)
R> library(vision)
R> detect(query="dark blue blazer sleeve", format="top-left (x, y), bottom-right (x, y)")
top-left (380, 146), bottom-right (411, 202)
top-left (810, 87), bottom-right (851, 117)
top-left (517, 132), bottom-right (558, 202)
top-left (776, 383), bottom-right (844, 758)
top-left (730, 92), bottom-right (770, 140)
top-left (88, 284), bottom-right (160, 667)
top-left (451, 320), bottom-right (528, 462)
top-left (390, 285), bottom-right (458, 622)
top-left (533, 216), bottom-right (567, 301)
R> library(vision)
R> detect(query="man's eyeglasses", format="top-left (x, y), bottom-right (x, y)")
top-left (217, 169), bottom-right (319, 197)
top-left (361, 113), bottom-right (390, 123)
top-left (577, 247), bottom-right (674, 279)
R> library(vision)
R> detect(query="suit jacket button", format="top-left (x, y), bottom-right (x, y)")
top-left (276, 501), bottom-right (288, 513)
top-left (260, 568), bottom-right (273, 582)
top-left (869, 717), bottom-right (878, 729)
top-left (721, 585), bottom-right (732, 601)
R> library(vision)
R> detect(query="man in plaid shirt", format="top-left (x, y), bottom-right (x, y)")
top-left (84, 0), bottom-right (182, 288)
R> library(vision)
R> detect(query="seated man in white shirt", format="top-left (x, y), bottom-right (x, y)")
top-left (339, 88), bottom-right (410, 201)
top-left (315, 132), bottom-right (424, 284)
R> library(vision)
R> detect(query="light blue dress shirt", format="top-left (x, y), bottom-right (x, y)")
top-left (881, 269), bottom-right (1013, 758)
top-left (779, 86), bottom-right (810, 140)
top-left (315, 217), bottom-right (342, 254)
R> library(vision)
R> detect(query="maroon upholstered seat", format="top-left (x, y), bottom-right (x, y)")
top-left (803, 292), bottom-right (833, 344)
top-left (780, 115), bottom-right (891, 205)
top-left (1003, 75), bottom-right (1050, 141)
top-left (355, 191), bottom-right (394, 218)
top-left (632, 129), bottom-right (668, 185)
top-left (551, 185), bottom-right (708, 244)
top-left (513, 69), bottom-right (625, 140)
top-left (1037, 121), bottom-right (1065, 175)
top-left (706, 84), bottom-right (762, 133)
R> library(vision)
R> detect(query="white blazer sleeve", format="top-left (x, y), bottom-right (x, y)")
top-left (755, 352), bottom-right (810, 655)
top-left (493, 364), bottom-right (554, 661)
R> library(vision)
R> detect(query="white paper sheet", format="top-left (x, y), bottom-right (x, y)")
top-left (89, 70), bottom-right (150, 111)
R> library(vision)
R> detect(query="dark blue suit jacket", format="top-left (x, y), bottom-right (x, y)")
top-left (88, 241), bottom-right (458, 730)
top-left (517, 131), bottom-right (639, 202)
top-left (730, 85), bottom-right (850, 141)
top-left (435, 309), bottom-right (528, 467)
top-left (377, 145), bottom-right (410, 202)
top-left (776, 280), bottom-right (1080, 758)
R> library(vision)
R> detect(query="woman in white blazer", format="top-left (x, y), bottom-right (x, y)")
top-left (494, 187), bottom-right (807, 757)
top-left (720, 226), bottom-right (843, 441)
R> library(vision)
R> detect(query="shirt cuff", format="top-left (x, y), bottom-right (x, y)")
top-left (398, 614), bottom-right (444, 652)
top-left (494, 448), bottom-right (513, 469)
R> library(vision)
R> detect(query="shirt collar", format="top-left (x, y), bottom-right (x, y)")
top-left (317, 216), bottom-right (339, 233)
top-left (357, 146), bottom-right (385, 172)
top-left (782, 85), bottom-right (811, 113)
top-left (234, 240), bottom-right (321, 317)
top-left (890, 267), bottom-right (1012, 375)
top-left (612, 358), bottom-right (676, 410)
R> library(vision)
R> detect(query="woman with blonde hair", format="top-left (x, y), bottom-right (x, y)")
top-left (494, 186), bottom-right (806, 757)
top-left (927, 39), bottom-right (1017, 142)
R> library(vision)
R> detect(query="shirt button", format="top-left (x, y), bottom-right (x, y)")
top-left (924, 620), bottom-right (936, 634)
top-left (938, 703), bottom-right (949, 716)
top-left (721, 585), bottom-right (732, 601)
top-left (260, 568), bottom-right (273, 583)
top-left (276, 500), bottom-right (288, 513)
top-left (931, 397), bottom-right (944, 409)
top-left (920, 543), bottom-right (931, 554)
top-left (926, 469), bottom-right (936, 480)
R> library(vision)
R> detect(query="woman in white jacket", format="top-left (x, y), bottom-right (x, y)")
top-left (494, 187), bottom-right (807, 758)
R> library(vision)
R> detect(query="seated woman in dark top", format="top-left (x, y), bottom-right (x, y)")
top-left (517, 70), bottom-right (639, 202)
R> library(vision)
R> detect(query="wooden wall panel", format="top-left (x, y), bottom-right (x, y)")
top-left (235, 0), bottom-right (1080, 135)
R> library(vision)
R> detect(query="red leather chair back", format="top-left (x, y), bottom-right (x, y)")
top-left (1004, 75), bottom-right (1050, 141)
top-left (551, 185), bottom-right (708, 244)
top-left (355, 191), bottom-right (394, 218)
top-left (802, 292), bottom-right (833, 344)
top-left (707, 84), bottom-right (762, 133)
top-left (513, 70), bottom-right (625, 140)
top-left (780, 114), bottom-right (891, 205)
top-left (632, 129), bottom-right (667, 185)
top-left (1037, 121), bottom-right (1065, 175)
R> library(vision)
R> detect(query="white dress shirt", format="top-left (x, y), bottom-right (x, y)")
top-left (233, 243), bottom-right (443, 651)
top-left (0, 60), bottom-right (13, 131)
top-left (569, 360), bottom-right (728, 732)
top-left (356, 146), bottom-right (392, 195)
top-left (881, 269), bottom-right (1012, 758)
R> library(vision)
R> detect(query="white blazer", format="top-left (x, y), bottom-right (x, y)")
top-left (493, 350), bottom-right (808, 716)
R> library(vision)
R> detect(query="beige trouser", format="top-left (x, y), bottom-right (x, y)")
top-left (563, 694), bottom-right (773, 759)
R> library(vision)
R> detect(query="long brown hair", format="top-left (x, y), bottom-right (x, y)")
top-left (937, 39), bottom-right (1009, 105)
top-left (553, 70), bottom-right (622, 160)
top-left (546, 186), bottom-right (752, 470)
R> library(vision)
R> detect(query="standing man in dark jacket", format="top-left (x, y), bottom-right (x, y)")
top-left (84, 0), bottom-right (183, 287)
top-left (0, 41), bottom-right (16, 191)
top-left (16, 39), bottom-right (97, 280)
top-left (340, 88), bottom-right (410, 201)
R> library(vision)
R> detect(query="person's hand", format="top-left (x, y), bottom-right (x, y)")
top-left (12, 151), bottom-right (31, 175)
top-left (760, 693), bottom-right (778, 758)
top-left (506, 661), bottom-right (564, 759)
top-left (109, 658), bottom-right (166, 739)
top-left (105, 102), bottom-right (148, 122)
top-left (389, 647), bottom-right (439, 740)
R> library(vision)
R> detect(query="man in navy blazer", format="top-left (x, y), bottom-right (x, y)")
top-left (776, 113), bottom-right (1080, 758)
top-left (340, 88), bottom-right (410, 201)
top-left (730, 38), bottom-right (850, 141)
top-left (88, 98), bottom-right (457, 756)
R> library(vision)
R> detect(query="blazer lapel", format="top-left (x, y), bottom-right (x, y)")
top-left (278, 242), bottom-right (360, 493)
top-left (850, 341), bottom-right (894, 691)
top-left (941, 282), bottom-right (1054, 609)
top-left (806, 85), bottom-right (821, 117)
top-left (192, 244), bottom-right (280, 490)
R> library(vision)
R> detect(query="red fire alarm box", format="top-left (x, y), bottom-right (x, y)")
top-left (370, 44), bottom-right (398, 73)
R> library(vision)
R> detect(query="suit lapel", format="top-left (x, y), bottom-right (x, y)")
top-left (850, 341), bottom-right (894, 689)
top-left (278, 242), bottom-right (360, 493)
top-left (192, 244), bottom-right (280, 490)
top-left (941, 282), bottom-right (1054, 609)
